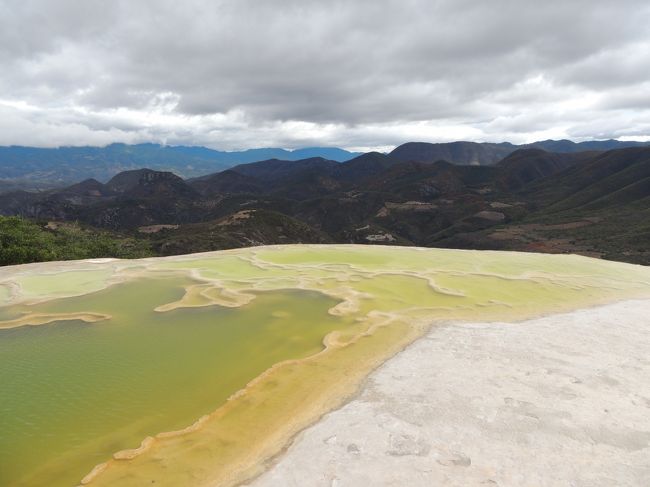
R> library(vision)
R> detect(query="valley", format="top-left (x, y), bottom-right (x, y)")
top-left (1, 142), bottom-right (648, 265)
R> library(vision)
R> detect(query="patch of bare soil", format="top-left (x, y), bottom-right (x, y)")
top-left (488, 219), bottom-right (604, 258)
top-left (138, 224), bottom-right (180, 233)
top-left (217, 210), bottom-right (256, 226)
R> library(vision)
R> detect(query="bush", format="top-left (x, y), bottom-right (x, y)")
top-left (0, 216), bottom-right (153, 266)
top-left (0, 217), bottom-right (58, 265)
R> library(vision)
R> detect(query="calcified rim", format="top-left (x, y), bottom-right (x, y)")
top-left (2, 247), bottom-right (645, 330)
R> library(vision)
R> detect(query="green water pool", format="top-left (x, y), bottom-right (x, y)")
top-left (2, 245), bottom-right (649, 487)
top-left (0, 277), bottom-right (349, 487)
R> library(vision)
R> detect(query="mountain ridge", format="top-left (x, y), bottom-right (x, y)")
top-left (0, 144), bottom-right (362, 188)
top-left (1, 145), bottom-right (648, 264)
top-left (1, 139), bottom-right (648, 191)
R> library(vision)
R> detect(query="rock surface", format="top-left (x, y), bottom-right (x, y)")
top-left (247, 300), bottom-right (650, 487)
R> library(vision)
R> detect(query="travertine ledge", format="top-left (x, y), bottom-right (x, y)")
top-left (246, 299), bottom-right (650, 487)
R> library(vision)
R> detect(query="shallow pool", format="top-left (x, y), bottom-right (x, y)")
top-left (0, 277), bottom-right (349, 487)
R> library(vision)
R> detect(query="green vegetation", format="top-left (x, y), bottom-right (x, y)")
top-left (0, 216), bottom-right (153, 265)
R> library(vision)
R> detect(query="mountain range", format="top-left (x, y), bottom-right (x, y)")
top-left (1, 141), bottom-right (648, 265)
top-left (0, 144), bottom-right (362, 188)
top-left (0, 139), bottom-right (648, 190)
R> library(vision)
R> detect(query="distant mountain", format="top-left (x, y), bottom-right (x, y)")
top-left (190, 170), bottom-right (264, 197)
top-left (528, 139), bottom-right (650, 153)
top-left (2, 140), bottom-right (649, 191)
top-left (227, 157), bottom-right (339, 182)
top-left (388, 139), bottom-right (650, 166)
top-left (335, 152), bottom-right (396, 184)
top-left (167, 146), bottom-right (361, 165)
top-left (495, 149), bottom-right (594, 191)
top-left (106, 168), bottom-right (198, 199)
top-left (389, 141), bottom-right (516, 166)
top-left (1, 146), bottom-right (649, 264)
top-left (0, 143), bottom-right (361, 188)
top-left (526, 146), bottom-right (650, 212)
top-left (193, 153), bottom-right (398, 198)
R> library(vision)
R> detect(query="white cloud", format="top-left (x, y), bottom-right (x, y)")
top-left (0, 0), bottom-right (649, 149)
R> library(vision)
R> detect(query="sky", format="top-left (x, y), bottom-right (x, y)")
top-left (1, 0), bottom-right (649, 152)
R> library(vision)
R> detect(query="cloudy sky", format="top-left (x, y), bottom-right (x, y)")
top-left (1, 0), bottom-right (649, 151)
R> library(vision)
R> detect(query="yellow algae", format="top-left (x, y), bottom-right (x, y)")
top-left (155, 284), bottom-right (258, 312)
top-left (91, 318), bottom-right (420, 487)
top-left (157, 283), bottom-right (216, 309)
top-left (1, 245), bottom-right (649, 487)
top-left (112, 436), bottom-right (156, 460)
top-left (0, 311), bottom-right (109, 329)
top-left (201, 286), bottom-right (256, 307)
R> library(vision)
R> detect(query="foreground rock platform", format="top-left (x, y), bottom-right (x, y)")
top-left (247, 299), bottom-right (650, 487)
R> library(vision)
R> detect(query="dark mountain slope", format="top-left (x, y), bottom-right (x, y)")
top-left (106, 168), bottom-right (198, 199)
top-left (366, 160), bottom-right (466, 198)
top-left (150, 209), bottom-right (330, 255)
top-left (1, 145), bottom-right (648, 265)
top-left (267, 169), bottom-right (343, 200)
top-left (0, 169), bottom-right (201, 228)
top-left (194, 154), bottom-right (394, 198)
top-left (0, 191), bottom-right (44, 217)
top-left (74, 196), bottom-right (201, 230)
top-left (389, 141), bottom-right (515, 166)
top-left (387, 139), bottom-right (650, 167)
top-left (190, 170), bottom-right (263, 197)
top-left (40, 179), bottom-right (116, 210)
top-left (202, 157), bottom-right (343, 199)
top-left (2, 140), bottom-right (648, 191)
top-left (527, 147), bottom-right (650, 211)
top-left (61, 178), bottom-right (112, 197)
top-left (228, 157), bottom-right (339, 182)
top-left (577, 177), bottom-right (650, 211)
top-left (431, 147), bottom-right (650, 264)
top-left (77, 170), bottom-right (201, 229)
top-left (496, 149), bottom-right (593, 191)
top-left (335, 152), bottom-right (396, 184)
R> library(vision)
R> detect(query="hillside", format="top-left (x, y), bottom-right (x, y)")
top-left (435, 147), bottom-right (650, 264)
top-left (1, 140), bottom-right (648, 191)
top-left (0, 146), bottom-right (648, 265)
top-left (389, 141), bottom-right (515, 165)
top-left (387, 139), bottom-right (649, 166)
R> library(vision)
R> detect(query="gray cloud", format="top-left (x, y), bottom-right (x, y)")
top-left (1, 0), bottom-right (649, 149)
